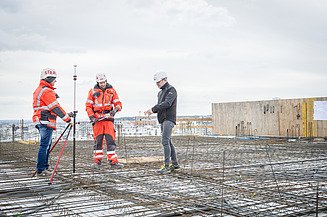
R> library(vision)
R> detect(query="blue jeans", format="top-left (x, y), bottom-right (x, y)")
top-left (36, 124), bottom-right (53, 172)
top-left (161, 120), bottom-right (178, 166)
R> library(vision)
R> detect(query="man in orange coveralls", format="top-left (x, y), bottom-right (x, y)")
top-left (86, 73), bottom-right (123, 168)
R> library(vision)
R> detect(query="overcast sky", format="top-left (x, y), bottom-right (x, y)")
top-left (0, 0), bottom-right (326, 121)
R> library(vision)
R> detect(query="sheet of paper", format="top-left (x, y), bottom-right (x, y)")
top-left (314, 101), bottom-right (327, 120)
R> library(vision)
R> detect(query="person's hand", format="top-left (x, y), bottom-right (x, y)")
top-left (104, 114), bottom-right (111, 119)
top-left (109, 108), bottom-right (118, 117)
top-left (68, 112), bottom-right (74, 117)
top-left (144, 109), bottom-right (153, 116)
top-left (89, 115), bottom-right (96, 123)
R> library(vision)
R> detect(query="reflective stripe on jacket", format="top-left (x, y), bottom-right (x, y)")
top-left (85, 83), bottom-right (122, 118)
top-left (32, 80), bottom-right (70, 130)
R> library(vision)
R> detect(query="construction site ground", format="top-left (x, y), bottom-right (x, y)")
top-left (0, 136), bottom-right (327, 216)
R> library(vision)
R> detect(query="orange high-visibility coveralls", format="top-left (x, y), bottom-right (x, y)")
top-left (85, 83), bottom-right (122, 164)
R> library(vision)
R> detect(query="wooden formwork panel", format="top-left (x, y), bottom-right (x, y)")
top-left (212, 97), bottom-right (327, 138)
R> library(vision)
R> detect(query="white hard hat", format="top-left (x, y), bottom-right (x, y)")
top-left (153, 71), bottom-right (167, 82)
top-left (96, 73), bottom-right (107, 82)
top-left (40, 68), bottom-right (57, 79)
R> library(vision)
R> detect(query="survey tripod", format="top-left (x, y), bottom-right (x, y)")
top-left (48, 116), bottom-right (115, 183)
top-left (49, 123), bottom-right (73, 184)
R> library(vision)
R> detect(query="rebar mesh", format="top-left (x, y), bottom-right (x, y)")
top-left (1, 136), bottom-right (326, 216)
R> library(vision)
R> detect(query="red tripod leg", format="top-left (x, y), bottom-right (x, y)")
top-left (49, 125), bottom-right (72, 185)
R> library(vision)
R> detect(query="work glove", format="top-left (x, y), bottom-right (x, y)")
top-left (68, 112), bottom-right (74, 117)
top-left (65, 117), bottom-right (71, 123)
top-left (89, 115), bottom-right (96, 123)
top-left (109, 107), bottom-right (119, 117)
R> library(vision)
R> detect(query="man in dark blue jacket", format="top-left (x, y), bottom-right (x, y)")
top-left (145, 71), bottom-right (180, 174)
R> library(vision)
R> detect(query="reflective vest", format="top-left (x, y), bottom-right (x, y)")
top-left (86, 83), bottom-right (122, 118)
top-left (32, 80), bottom-right (70, 130)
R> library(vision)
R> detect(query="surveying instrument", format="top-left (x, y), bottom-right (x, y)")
top-left (48, 65), bottom-right (78, 184)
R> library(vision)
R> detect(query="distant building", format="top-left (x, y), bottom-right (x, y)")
top-left (0, 115), bottom-right (213, 142)
top-left (212, 97), bottom-right (327, 138)
top-left (119, 115), bottom-right (213, 136)
top-left (175, 116), bottom-right (213, 135)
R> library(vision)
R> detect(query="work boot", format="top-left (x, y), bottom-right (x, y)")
top-left (110, 162), bottom-right (124, 169)
top-left (92, 160), bottom-right (102, 169)
top-left (157, 165), bottom-right (171, 175)
top-left (45, 166), bottom-right (53, 173)
top-left (93, 158), bottom-right (102, 166)
top-left (32, 170), bottom-right (46, 178)
top-left (96, 159), bottom-right (102, 166)
top-left (169, 163), bottom-right (180, 171)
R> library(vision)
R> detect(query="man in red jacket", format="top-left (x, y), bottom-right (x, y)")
top-left (86, 73), bottom-right (123, 168)
top-left (32, 68), bottom-right (72, 176)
